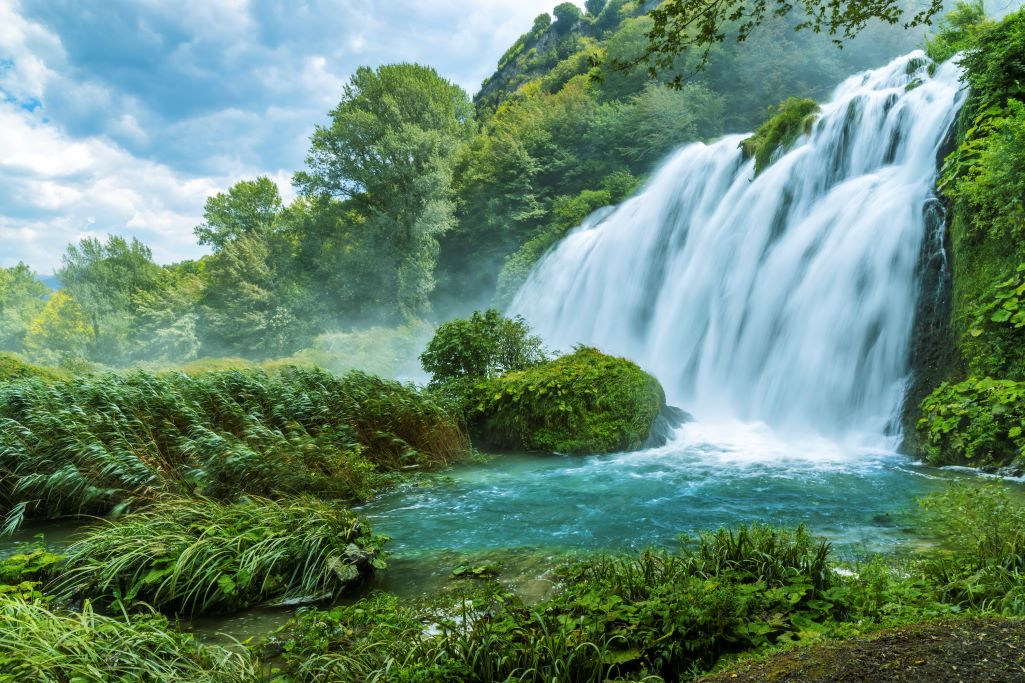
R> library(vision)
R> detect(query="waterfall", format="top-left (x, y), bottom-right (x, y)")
top-left (510, 52), bottom-right (966, 445)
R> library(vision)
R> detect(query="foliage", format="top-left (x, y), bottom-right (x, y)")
top-left (466, 346), bottom-right (665, 454)
top-left (0, 367), bottom-right (469, 529)
top-left (741, 97), bottom-right (820, 175)
top-left (925, 0), bottom-right (993, 63)
top-left (195, 176), bottom-right (283, 251)
top-left (56, 496), bottom-right (385, 616)
top-left (643, 0), bottom-right (942, 82)
top-left (917, 377), bottom-right (1025, 469)
top-left (920, 484), bottom-right (1025, 614)
top-left (0, 596), bottom-right (258, 682)
top-left (0, 263), bottom-right (49, 353)
top-left (58, 236), bottom-right (161, 366)
top-left (295, 63), bottom-right (474, 321)
top-left (267, 525), bottom-right (899, 682)
top-left (931, 8), bottom-right (1025, 393)
top-left (22, 290), bottom-right (94, 365)
top-left (420, 309), bottom-right (547, 387)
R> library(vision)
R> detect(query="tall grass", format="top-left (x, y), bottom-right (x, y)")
top-left (54, 496), bottom-right (385, 616)
top-left (0, 366), bottom-right (469, 529)
top-left (0, 596), bottom-right (258, 682)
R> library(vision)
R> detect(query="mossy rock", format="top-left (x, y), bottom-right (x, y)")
top-left (741, 97), bottom-right (820, 176)
top-left (0, 353), bottom-right (64, 382)
top-left (466, 347), bottom-right (666, 454)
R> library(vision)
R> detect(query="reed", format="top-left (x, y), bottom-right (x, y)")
top-left (0, 366), bottom-right (470, 529)
top-left (0, 596), bottom-right (258, 682)
top-left (55, 495), bottom-right (385, 616)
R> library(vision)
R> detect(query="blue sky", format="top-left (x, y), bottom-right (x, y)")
top-left (0, 0), bottom-right (569, 273)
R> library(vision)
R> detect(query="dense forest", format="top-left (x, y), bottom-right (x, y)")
top-left (0, 0), bottom-right (921, 371)
top-left (2, 0), bottom-right (1025, 681)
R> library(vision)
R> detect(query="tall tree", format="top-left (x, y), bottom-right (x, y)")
top-left (23, 291), bottom-right (94, 364)
top-left (295, 63), bottom-right (474, 321)
top-left (194, 177), bottom-right (283, 252)
top-left (0, 263), bottom-right (50, 352)
top-left (58, 236), bottom-right (160, 365)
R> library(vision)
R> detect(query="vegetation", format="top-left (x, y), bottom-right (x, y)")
top-left (0, 597), bottom-right (258, 682)
top-left (918, 377), bottom-right (1025, 469)
top-left (0, 353), bottom-right (63, 382)
top-left (0, 367), bottom-right (469, 530)
top-left (420, 309), bottom-right (547, 387)
top-left (267, 487), bottom-right (1025, 683)
top-left (466, 346), bottom-right (665, 454)
top-left (740, 98), bottom-right (820, 175)
top-left (56, 496), bottom-right (384, 616)
top-left (911, 5), bottom-right (1025, 468)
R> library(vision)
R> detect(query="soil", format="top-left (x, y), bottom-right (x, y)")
top-left (700, 618), bottom-right (1025, 682)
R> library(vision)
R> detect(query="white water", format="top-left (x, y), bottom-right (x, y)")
top-left (511, 52), bottom-right (966, 447)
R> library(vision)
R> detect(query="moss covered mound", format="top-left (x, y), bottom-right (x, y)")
top-left (741, 97), bottom-right (820, 176)
top-left (917, 377), bottom-right (1025, 471)
top-left (466, 347), bottom-right (666, 454)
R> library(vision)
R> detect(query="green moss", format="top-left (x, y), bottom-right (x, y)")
top-left (741, 98), bottom-right (820, 176)
top-left (917, 377), bottom-right (1025, 469)
top-left (466, 346), bottom-right (665, 454)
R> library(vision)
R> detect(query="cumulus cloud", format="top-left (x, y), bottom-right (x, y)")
top-left (0, 0), bottom-right (572, 272)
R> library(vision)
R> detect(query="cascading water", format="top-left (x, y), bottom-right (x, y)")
top-left (510, 52), bottom-right (966, 446)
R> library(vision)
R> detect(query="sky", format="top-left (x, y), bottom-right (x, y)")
top-left (0, 0), bottom-right (570, 274)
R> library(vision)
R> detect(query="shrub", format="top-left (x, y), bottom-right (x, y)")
top-left (0, 367), bottom-right (469, 530)
top-left (466, 346), bottom-right (665, 454)
top-left (920, 484), bottom-right (1025, 614)
top-left (55, 496), bottom-right (385, 616)
top-left (0, 596), bottom-right (257, 682)
top-left (420, 310), bottom-right (547, 387)
top-left (917, 377), bottom-right (1025, 469)
top-left (741, 98), bottom-right (820, 175)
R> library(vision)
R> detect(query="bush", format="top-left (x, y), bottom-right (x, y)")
top-left (741, 98), bottom-right (820, 175)
top-left (925, 0), bottom-right (994, 63)
top-left (920, 484), bottom-right (1025, 614)
top-left (0, 367), bottom-right (469, 530)
top-left (55, 496), bottom-right (385, 616)
top-left (466, 346), bottom-right (665, 454)
top-left (420, 310), bottom-right (547, 387)
top-left (917, 377), bottom-right (1025, 469)
top-left (0, 596), bottom-right (258, 682)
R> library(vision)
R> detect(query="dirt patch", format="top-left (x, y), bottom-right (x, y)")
top-left (701, 618), bottom-right (1025, 682)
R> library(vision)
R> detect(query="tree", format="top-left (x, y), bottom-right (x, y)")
top-left (553, 2), bottom-right (583, 34)
top-left (295, 63), bottom-right (474, 321)
top-left (0, 263), bottom-right (50, 352)
top-left (131, 264), bottom-right (203, 362)
top-left (58, 236), bottom-right (160, 365)
top-left (199, 232), bottom-right (309, 358)
top-left (194, 177), bottom-right (283, 251)
top-left (585, 0), bottom-right (608, 17)
top-left (23, 291), bottom-right (94, 364)
top-left (643, 0), bottom-right (943, 81)
top-left (420, 309), bottom-right (547, 387)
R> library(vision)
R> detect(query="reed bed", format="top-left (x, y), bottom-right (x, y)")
top-left (55, 495), bottom-right (385, 616)
top-left (0, 366), bottom-right (470, 529)
top-left (0, 596), bottom-right (258, 682)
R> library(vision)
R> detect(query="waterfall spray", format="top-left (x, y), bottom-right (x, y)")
top-left (511, 52), bottom-right (966, 444)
